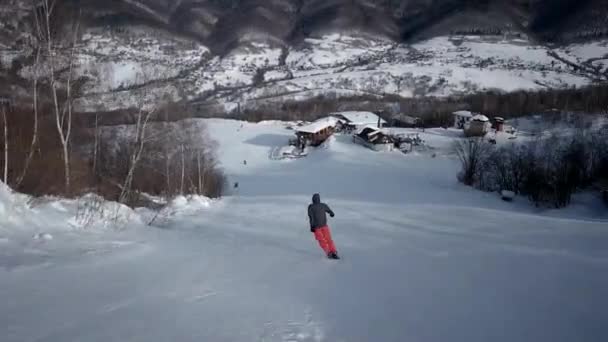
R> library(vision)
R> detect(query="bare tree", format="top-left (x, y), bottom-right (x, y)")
top-left (93, 112), bottom-right (99, 177)
top-left (196, 150), bottom-right (203, 194)
top-left (180, 144), bottom-right (185, 195)
top-left (195, 144), bottom-right (220, 195)
top-left (16, 48), bottom-right (41, 187)
top-left (144, 118), bottom-right (220, 197)
top-left (1, 104), bottom-right (7, 184)
top-left (36, 0), bottom-right (81, 193)
top-left (454, 138), bottom-right (492, 186)
top-left (118, 108), bottom-right (156, 204)
top-left (165, 144), bottom-right (171, 194)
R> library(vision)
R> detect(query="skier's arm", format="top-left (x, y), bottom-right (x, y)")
top-left (325, 204), bottom-right (335, 217)
top-left (308, 205), bottom-right (314, 228)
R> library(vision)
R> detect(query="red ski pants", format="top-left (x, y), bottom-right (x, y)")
top-left (313, 226), bottom-right (337, 254)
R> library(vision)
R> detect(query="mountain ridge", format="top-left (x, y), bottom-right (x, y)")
top-left (6, 0), bottom-right (606, 52)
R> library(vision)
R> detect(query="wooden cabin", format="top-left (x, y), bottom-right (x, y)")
top-left (353, 126), bottom-right (395, 152)
top-left (294, 117), bottom-right (339, 147)
top-left (464, 115), bottom-right (491, 137)
top-left (453, 111), bottom-right (473, 129)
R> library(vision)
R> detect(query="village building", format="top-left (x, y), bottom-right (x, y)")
top-left (353, 126), bottom-right (395, 152)
top-left (464, 114), bottom-right (492, 137)
top-left (493, 117), bottom-right (505, 132)
top-left (492, 117), bottom-right (517, 134)
top-left (453, 110), bottom-right (474, 129)
top-left (293, 117), bottom-right (339, 147)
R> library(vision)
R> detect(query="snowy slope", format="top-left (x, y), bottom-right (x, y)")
top-left (1, 119), bottom-right (608, 342)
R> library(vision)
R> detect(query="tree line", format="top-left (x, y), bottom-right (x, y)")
top-left (455, 126), bottom-right (608, 208)
top-left (0, 0), bottom-right (225, 208)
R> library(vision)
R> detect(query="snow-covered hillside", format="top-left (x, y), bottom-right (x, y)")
top-left (5, 16), bottom-right (607, 113)
top-left (1, 119), bottom-right (607, 342)
top-left (75, 32), bottom-right (608, 112)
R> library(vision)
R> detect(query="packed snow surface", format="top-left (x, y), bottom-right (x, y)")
top-left (1, 119), bottom-right (608, 342)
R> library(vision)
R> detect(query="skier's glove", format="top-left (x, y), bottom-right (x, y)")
top-left (330, 213), bottom-right (335, 218)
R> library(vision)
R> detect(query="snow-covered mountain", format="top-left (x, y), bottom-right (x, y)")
top-left (1, 0), bottom-right (608, 114)
top-left (20, 0), bottom-right (608, 46)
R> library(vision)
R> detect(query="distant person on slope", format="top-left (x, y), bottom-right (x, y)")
top-left (308, 193), bottom-right (339, 259)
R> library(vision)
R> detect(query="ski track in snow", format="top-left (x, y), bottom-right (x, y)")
top-left (1, 119), bottom-right (608, 342)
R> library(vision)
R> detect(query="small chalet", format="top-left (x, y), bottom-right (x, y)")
top-left (453, 110), bottom-right (474, 129)
top-left (493, 117), bottom-right (505, 131)
top-left (465, 114), bottom-right (492, 137)
top-left (353, 126), bottom-right (394, 152)
top-left (490, 117), bottom-right (516, 134)
top-left (294, 117), bottom-right (339, 147)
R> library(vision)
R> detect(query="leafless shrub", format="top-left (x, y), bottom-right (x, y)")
top-left (453, 138), bottom-right (493, 186)
top-left (460, 127), bottom-right (608, 208)
top-left (74, 193), bottom-right (106, 228)
top-left (482, 143), bottom-right (531, 194)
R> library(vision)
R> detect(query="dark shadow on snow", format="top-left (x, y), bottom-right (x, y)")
top-left (244, 134), bottom-right (290, 147)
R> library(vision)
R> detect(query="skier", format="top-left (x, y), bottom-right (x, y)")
top-left (308, 193), bottom-right (339, 259)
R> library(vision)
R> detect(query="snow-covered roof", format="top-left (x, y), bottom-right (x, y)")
top-left (453, 110), bottom-right (473, 118)
top-left (357, 125), bottom-right (382, 135)
top-left (295, 117), bottom-right (339, 134)
top-left (332, 111), bottom-right (387, 125)
top-left (471, 115), bottom-right (490, 122)
top-left (367, 130), bottom-right (381, 138)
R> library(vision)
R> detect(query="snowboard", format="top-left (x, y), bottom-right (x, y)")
top-left (327, 252), bottom-right (340, 260)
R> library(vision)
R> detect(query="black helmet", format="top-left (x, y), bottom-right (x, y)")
top-left (312, 193), bottom-right (320, 204)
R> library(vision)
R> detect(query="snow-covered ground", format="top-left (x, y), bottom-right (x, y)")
top-left (1, 119), bottom-right (608, 342)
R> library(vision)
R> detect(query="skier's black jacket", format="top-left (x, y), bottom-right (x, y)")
top-left (308, 193), bottom-right (334, 231)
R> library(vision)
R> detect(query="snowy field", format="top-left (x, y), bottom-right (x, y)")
top-left (1, 119), bottom-right (608, 342)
